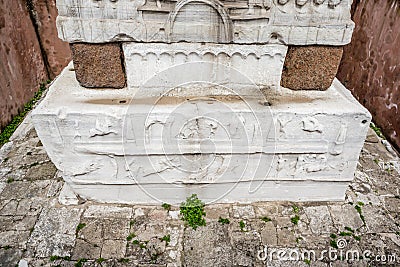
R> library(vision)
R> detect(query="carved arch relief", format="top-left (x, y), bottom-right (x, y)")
top-left (167, 0), bottom-right (233, 43)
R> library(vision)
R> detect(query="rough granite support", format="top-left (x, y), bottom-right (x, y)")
top-left (70, 43), bottom-right (126, 89)
top-left (281, 46), bottom-right (344, 90)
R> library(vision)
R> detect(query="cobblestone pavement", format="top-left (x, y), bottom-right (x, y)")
top-left (0, 116), bottom-right (399, 267)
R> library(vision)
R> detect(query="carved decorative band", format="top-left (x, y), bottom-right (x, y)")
top-left (123, 42), bottom-right (287, 90)
top-left (123, 43), bottom-right (286, 58)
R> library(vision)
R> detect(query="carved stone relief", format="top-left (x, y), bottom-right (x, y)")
top-left (123, 42), bottom-right (287, 90)
top-left (277, 114), bottom-right (293, 138)
top-left (302, 116), bottom-right (323, 133)
top-left (56, 0), bottom-right (354, 45)
top-left (330, 122), bottom-right (347, 155)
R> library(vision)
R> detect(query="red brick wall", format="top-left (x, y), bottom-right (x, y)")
top-left (0, 0), bottom-right (71, 130)
top-left (0, 0), bottom-right (48, 130)
top-left (30, 0), bottom-right (72, 79)
top-left (337, 0), bottom-right (400, 151)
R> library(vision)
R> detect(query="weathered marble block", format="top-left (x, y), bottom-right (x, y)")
top-left (32, 64), bottom-right (371, 204)
top-left (56, 0), bottom-right (354, 45)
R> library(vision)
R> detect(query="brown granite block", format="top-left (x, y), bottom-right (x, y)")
top-left (70, 43), bottom-right (126, 88)
top-left (281, 46), bottom-right (343, 90)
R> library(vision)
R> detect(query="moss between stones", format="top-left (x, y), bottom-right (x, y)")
top-left (160, 234), bottom-right (171, 245)
top-left (218, 217), bottom-right (230, 225)
top-left (370, 123), bottom-right (385, 139)
top-left (180, 194), bottom-right (206, 230)
top-left (162, 203), bottom-right (171, 211)
top-left (0, 80), bottom-right (50, 147)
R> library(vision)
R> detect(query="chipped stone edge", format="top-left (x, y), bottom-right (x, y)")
top-left (58, 182), bottom-right (80, 206)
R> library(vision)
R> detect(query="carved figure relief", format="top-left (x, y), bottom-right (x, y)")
top-left (168, 0), bottom-right (232, 42)
top-left (296, 0), bottom-right (308, 7)
top-left (314, 0), bottom-right (325, 4)
top-left (275, 153), bottom-right (329, 177)
top-left (328, 0), bottom-right (341, 8)
top-left (177, 118), bottom-right (218, 140)
top-left (124, 117), bottom-right (137, 142)
top-left (47, 119), bottom-right (63, 144)
top-left (330, 122), bottom-right (347, 155)
top-left (145, 120), bottom-right (166, 143)
top-left (89, 117), bottom-right (118, 137)
top-left (302, 116), bottom-right (323, 133)
top-left (111, 156), bottom-right (134, 180)
top-left (277, 0), bottom-right (289, 5)
top-left (277, 114), bottom-right (293, 138)
top-left (247, 0), bottom-right (272, 15)
top-left (276, 155), bottom-right (287, 174)
top-left (74, 120), bottom-right (81, 141)
top-left (292, 153), bottom-right (327, 175)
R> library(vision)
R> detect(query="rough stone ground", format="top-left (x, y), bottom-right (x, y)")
top-left (0, 116), bottom-right (399, 267)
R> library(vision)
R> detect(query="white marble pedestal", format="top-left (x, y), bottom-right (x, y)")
top-left (32, 62), bottom-right (371, 204)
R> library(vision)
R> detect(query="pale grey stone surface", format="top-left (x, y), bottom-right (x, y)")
top-left (183, 222), bottom-right (234, 266)
top-left (0, 248), bottom-right (22, 267)
top-left (329, 204), bottom-right (364, 231)
top-left (204, 204), bottom-right (230, 221)
top-left (304, 206), bottom-right (334, 235)
top-left (101, 239), bottom-right (127, 259)
top-left (233, 205), bottom-right (256, 219)
top-left (46, 179), bottom-right (63, 198)
top-left (83, 205), bottom-right (133, 219)
top-left (261, 221), bottom-right (278, 246)
top-left (27, 207), bottom-right (83, 257)
top-left (18, 259), bottom-right (28, 267)
top-left (0, 182), bottom-right (5, 195)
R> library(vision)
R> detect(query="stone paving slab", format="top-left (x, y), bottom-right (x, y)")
top-left (0, 119), bottom-right (399, 267)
